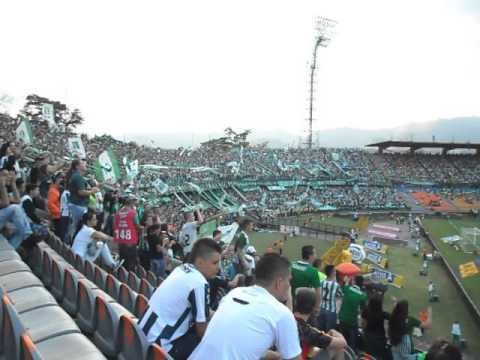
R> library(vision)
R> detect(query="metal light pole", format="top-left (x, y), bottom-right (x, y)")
top-left (307, 17), bottom-right (337, 149)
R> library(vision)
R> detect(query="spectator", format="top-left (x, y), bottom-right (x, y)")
top-left (58, 187), bottom-right (71, 243)
top-left (189, 253), bottom-right (302, 360)
top-left (67, 159), bottom-right (99, 238)
top-left (71, 209), bottom-right (122, 270)
top-left (424, 340), bottom-right (462, 360)
top-left (47, 172), bottom-right (64, 236)
top-left (318, 265), bottom-right (343, 332)
top-left (147, 224), bottom-right (167, 278)
top-left (361, 294), bottom-right (391, 360)
top-left (113, 196), bottom-right (140, 271)
top-left (178, 209), bottom-right (204, 258)
top-left (294, 288), bottom-right (347, 360)
top-left (212, 229), bottom-right (222, 243)
top-left (0, 170), bottom-right (32, 249)
top-left (338, 275), bottom-right (367, 352)
top-left (21, 183), bottom-right (43, 225)
top-left (313, 258), bottom-right (327, 283)
top-left (389, 301), bottom-right (432, 360)
top-left (291, 245), bottom-right (321, 311)
top-left (139, 238), bottom-right (222, 360)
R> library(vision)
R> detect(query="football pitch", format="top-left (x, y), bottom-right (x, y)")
top-left (249, 216), bottom-right (480, 356)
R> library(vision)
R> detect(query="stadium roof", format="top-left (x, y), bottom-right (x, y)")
top-left (366, 140), bottom-right (480, 154)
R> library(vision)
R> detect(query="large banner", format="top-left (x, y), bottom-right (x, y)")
top-left (95, 149), bottom-right (121, 184)
top-left (365, 250), bottom-right (388, 268)
top-left (68, 137), bottom-right (86, 158)
top-left (370, 267), bottom-right (406, 288)
top-left (42, 103), bottom-right (55, 126)
top-left (16, 117), bottom-right (34, 144)
top-left (363, 239), bottom-right (388, 254)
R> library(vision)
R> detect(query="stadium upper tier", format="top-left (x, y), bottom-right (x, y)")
top-left (2, 115), bottom-right (480, 187)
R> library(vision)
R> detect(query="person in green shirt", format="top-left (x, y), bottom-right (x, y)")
top-left (66, 159), bottom-right (99, 239)
top-left (291, 245), bottom-right (321, 312)
top-left (338, 275), bottom-right (367, 352)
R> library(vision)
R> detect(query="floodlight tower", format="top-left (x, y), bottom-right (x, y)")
top-left (306, 17), bottom-right (337, 149)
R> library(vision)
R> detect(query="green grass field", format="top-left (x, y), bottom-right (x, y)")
top-left (249, 216), bottom-right (480, 357)
top-left (423, 218), bottom-right (480, 309)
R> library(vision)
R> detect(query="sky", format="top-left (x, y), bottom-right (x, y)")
top-left (1, 0), bottom-right (479, 139)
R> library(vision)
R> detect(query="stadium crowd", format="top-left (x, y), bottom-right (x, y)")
top-left (0, 105), bottom-right (472, 359)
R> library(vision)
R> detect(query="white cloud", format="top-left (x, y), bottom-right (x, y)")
top-left (0, 0), bottom-right (478, 138)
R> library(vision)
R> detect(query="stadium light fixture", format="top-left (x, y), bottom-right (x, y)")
top-left (306, 17), bottom-right (337, 149)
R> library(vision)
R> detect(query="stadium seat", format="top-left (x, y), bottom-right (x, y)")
top-left (94, 266), bottom-right (108, 290)
top-left (61, 268), bottom-right (86, 316)
top-left (0, 271), bottom-right (43, 293)
top-left (2, 294), bottom-right (26, 360)
top-left (93, 296), bottom-right (135, 357)
top-left (20, 334), bottom-right (43, 360)
top-left (136, 264), bottom-right (147, 279)
top-left (117, 266), bottom-right (129, 283)
top-left (40, 251), bottom-right (54, 288)
top-left (0, 250), bottom-right (21, 263)
top-left (76, 279), bottom-right (111, 334)
top-left (134, 294), bottom-right (149, 318)
top-left (0, 260), bottom-right (31, 276)
top-left (64, 247), bottom-right (75, 265)
top-left (85, 260), bottom-right (96, 282)
top-left (74, 253), bottom-right (85, 273)
top-left (3, 286), bottom-right (57, 315)
top-left (146, 271), bottom-right (159, 287)
top-left (139, 278), bottom-right (154, 299)
top-left (105, 273), bottom-right (121, 300)
top-left (15, 305), bottom-right (81, 344)
top-left (50, 258), bottom-right (74, 302)
top-left (30, 245), bottom-right (44, 276)
top-left (23, 332), bottom-right (108, 360)
top-left (117, 315), bottom-right (149, 360)
top-left (128, 271), bottom-right (141, 292)
top-left (147, 344), bottom-right (172, 360)
top-left (119, 283), bottom-right (137, 313)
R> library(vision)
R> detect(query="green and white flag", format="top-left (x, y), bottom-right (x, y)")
top-left (218, 222), bottom-right (239, 244)
top-left (16, 117), bottom-right (34, 144)
top-left (123, 157), bottom-right (139, 181)
top-left (152, 179), bottom-right (169, 194)
top-left (95, 149), bottom-right (121, 184)
top-left (68, 137), bottom-right (86, 158)
top-left (42, 103), bottom-right (55, 126)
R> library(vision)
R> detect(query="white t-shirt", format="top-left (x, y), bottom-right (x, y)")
top-left (72, 225), bottom-right (95, 258)
top-left (189, 285), bottom-right (301, 360)
top-left (139, 263), bottom-right (208, 352)
top-left (179, 222), bottom-right (198, 254)
top-left (452, 323), bottom-right (461, 336)
top-left (60, 190), bottom-right (70, 217)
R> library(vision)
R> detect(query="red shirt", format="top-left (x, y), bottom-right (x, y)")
top-left (114, 207), bottom-right (139, 245)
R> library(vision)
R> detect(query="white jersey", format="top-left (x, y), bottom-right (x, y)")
top-left (60, 190), bottom-right (70, 217)
top-left (139, 263), bottom-right (208, 352)
top-left (72, 225), bottom-right (95, 258)
top-left (189, 285), bottom-right (301, 360)
top-left (179, 222), bottom-right (198, 254)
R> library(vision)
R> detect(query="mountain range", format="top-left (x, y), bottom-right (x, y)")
top-left (125, 117), bottom-right (480, 149)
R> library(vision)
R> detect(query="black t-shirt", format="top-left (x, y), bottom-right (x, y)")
top-left (361, 309), bottom-right (390, 337)
top-left (147, 234), bottom-right (164, 260)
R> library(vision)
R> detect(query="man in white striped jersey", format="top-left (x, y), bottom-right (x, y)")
top-left (318, 265), bottom-right (343, 332)
top-left (138, 238), bottom-right (221, 360)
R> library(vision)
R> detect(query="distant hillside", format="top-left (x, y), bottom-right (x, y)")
top-left (125, 117), bottom-right (480, 148)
